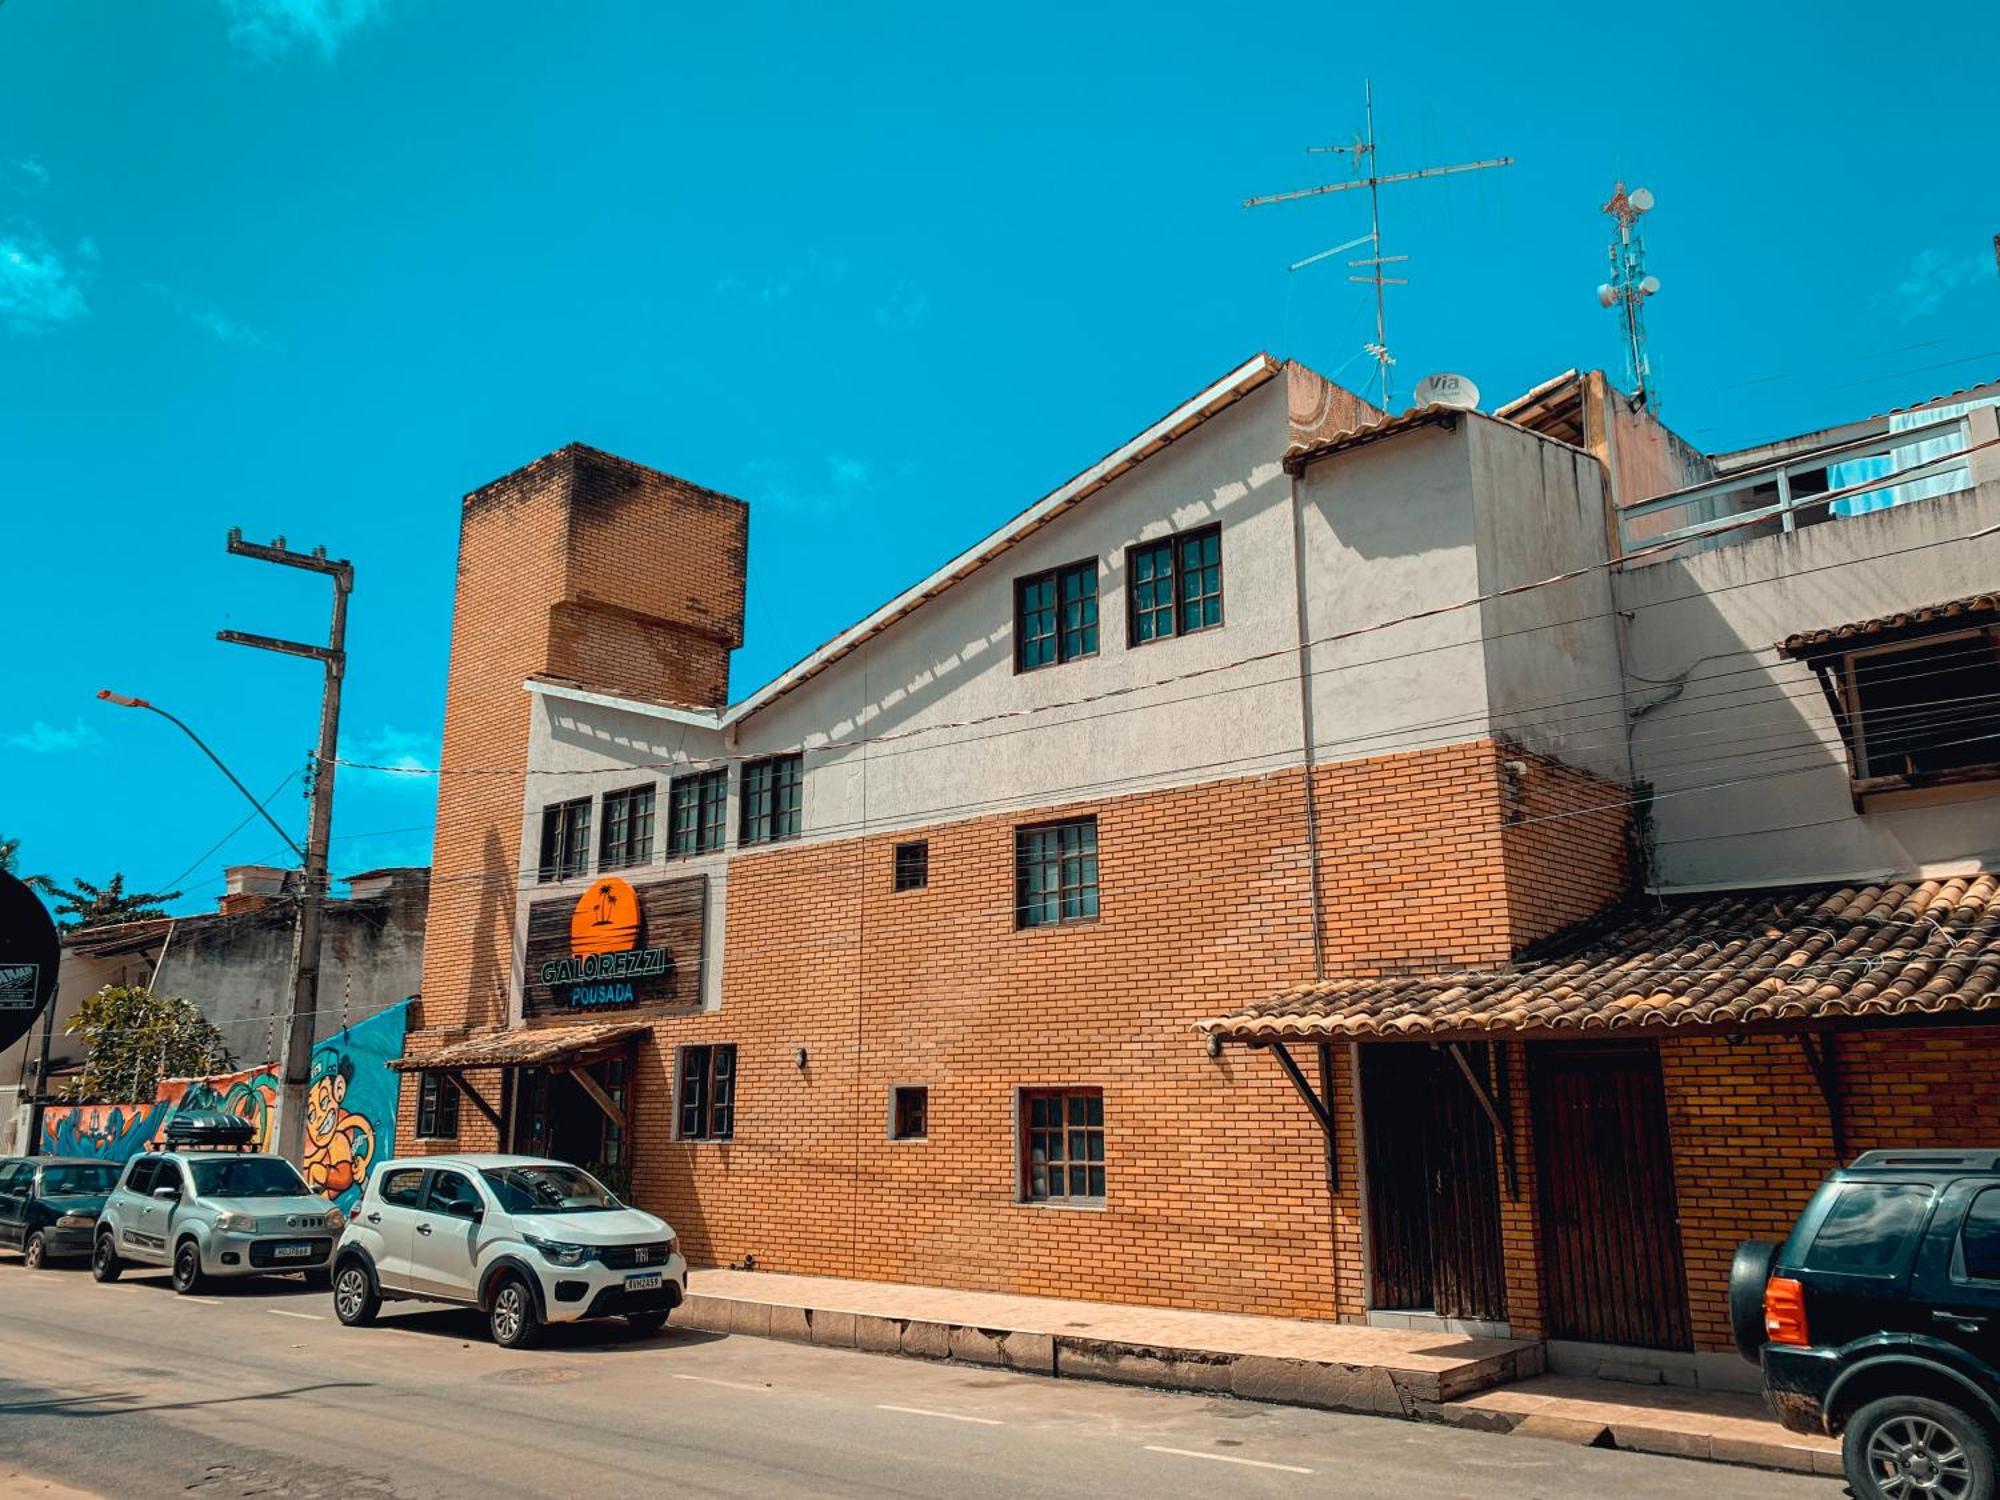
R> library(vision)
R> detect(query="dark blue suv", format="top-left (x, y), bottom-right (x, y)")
top-left (0, 1156), bottom-right (123, 1267)
top-left (1733, 1149), bottom-right (2000, 1500)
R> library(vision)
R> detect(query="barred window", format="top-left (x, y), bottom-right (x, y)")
top-left (893, 840), bottom-right (929, 892)
top-left (1014, 817), bottom-right (1099, 928)
top-left (537, 798), bottom-right (592, 882)
top-left (677, 1044), bottom-right (737, 1141)
top-left (1015, 560), bottom-right (1098, 671)
top-left (1127, 523), bottom-right (1222, 645)
top-left (739, 755), bottom-right (803, 845)
top-left (599, 784), bottom-right (656, 870)
top-left (668, 768), bottom-right (728, 856)
top-left (1020, 1088), bottom-right (1105, 1202)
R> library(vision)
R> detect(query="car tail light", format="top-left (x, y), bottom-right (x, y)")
top-left (1764, 1276), bottom-right (1809, 1346)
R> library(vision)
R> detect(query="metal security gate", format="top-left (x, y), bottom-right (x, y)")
top-left (1530, 1042), bottom-right (1692, 1351)
top-left (1361, 1044), bottom-right (1508, 1322)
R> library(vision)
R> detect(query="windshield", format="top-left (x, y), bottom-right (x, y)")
top-left (40, 1164), bottom-right (119, 1196)
top-left (189, 1157), bottom-right (310, 1198)
top-left (480, 1164), bottom-right (620, 1215)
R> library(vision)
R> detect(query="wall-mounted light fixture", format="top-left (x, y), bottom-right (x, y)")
top-left (793, 1046), bottom-right (808, 1070)
top-left (1205, 1032), bottom-right (1222, 1059)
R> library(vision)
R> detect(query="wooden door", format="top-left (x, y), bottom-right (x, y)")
top-left (1361, 1045), bottom-right (1508, 1321)
top-left (1531, 1043), bottom-right (1692, 1351)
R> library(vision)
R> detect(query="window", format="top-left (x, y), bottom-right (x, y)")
top-left (538, 798), bottom-right (592, 882)
top-left (668, 768), bottom-right (728, 856)
top-left (1961, 1187), bottom-right (2000, 1282)
top-left (677, 1043), bottom-right (737, 1141)
top-left (599, 784), bottom-right (656, 870)
top-left (1015, 817), bottom-right (1099, 928)
top-left (893, 840), bottom-right (929, 892)
top-left (1128, 523), bottom-right (1223, 645)
top-left (377, 1167), bottom-right (426, 1208)
top-left (1823, 627), bottom-right (2000, 791)
top-left (425, 1169), bottom-right (482, 1220)
top-left (123, 1158), bottom-right (158, 1196)
top-left (1804, 1182), bottom-right (1936, 1277)
top-left (890, 1085), bottom-right (928, 1141)
top-left (416, 1071), bottom-right (460, 1141)
top-left (739, 755), bottom-right (803, 845)
top-left (1020, 1088), bottom-right (1104, 1202)
top-left (1015, 560), bottom-right (1098, 671)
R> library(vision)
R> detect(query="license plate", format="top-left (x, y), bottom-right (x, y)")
top-left (625, 1271), bottom-right (662, 1292)
top-left (273, 1243), bottom-right (314, 1259)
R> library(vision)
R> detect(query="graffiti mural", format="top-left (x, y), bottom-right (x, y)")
top-left (38, 1100), bottom-right (170, 1160)
top-left (157, 1064), bottom-right (281, 1151)
top-left (303, 1000), bottom-right (409, 1212)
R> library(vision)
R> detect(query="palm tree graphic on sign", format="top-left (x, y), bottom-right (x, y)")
top-left (569, 876), bottom-right (640, 957)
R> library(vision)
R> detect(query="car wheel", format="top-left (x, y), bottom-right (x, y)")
top-left (22, 1231), bottom-right (47, 1270)
top-left (171, 1241), bottom-right (206, 1295)
top-left (1845, 1395), bottom-right (1997, 1500)
top-left (91, 1233), bottom-right (122, 1283)
top-left (332, 1261), bottom-right (379, 1327)
top-left (488, 1273), bottom-right (541, 1349)
top-left (625, 1310), bottom-right (669, 1336)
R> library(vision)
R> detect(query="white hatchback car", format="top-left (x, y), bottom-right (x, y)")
top-left (330, 1154), bottom-right (686, 1347)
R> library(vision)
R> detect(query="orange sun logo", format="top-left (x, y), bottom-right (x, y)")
top-left (570, 876), bottom-right (641, 956)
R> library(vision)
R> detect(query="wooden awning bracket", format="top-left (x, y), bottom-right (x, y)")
top-left (1251, 1039), bottom-right (1339, 1192)
top-left (1797, 1032), bottom-right (1847, 1161)
top-left (555, 1061), bottom-right (632, 1136)
top-left (1445, 1042), bottom-right (1519, 1201)
top-left (440, 1070), bottom-right (502, 1131)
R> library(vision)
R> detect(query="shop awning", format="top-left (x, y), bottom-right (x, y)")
top-left (1201, 874), bottom-right (2000, 1044)
top-left (388, 1020), bottom-right (649, 1072)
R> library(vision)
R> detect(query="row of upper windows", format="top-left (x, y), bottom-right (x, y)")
top-left (1013, 521), bottom-right (1224, 673)
top-left (536, 754), bottom-right (803, 881)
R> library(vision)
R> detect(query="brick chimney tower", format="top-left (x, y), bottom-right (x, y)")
top-left (416, 445), bottom-right (748, 1070)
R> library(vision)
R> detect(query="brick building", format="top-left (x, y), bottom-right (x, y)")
top-left (396, 353), bottom-right (2000, 1389)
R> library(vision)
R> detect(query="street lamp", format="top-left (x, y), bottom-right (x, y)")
top-left (95, 690), bottom-right (304, 861)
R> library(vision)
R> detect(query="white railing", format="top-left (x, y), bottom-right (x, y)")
top-left (1619, 409), bottom-right (1982, 560)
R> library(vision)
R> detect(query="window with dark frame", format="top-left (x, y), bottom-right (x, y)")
top-left (890, 1085), bottom-right (928, 1141)
top-left (1961, 1187), bottom-right (2000, 1282)
top-left (669, 768), bottom-right (728, 856)
top-left (538, 798), bottom-right (592, 882)
top-left (1821, 626), bottom-right (2000, 791)
top-left (739, 755), bottom-right (803, 845)
top-left (416, 1071), bottom-right (461, 1140)
top-left (677, 1043), bottom-right (737, 1141)
top-left (1014, 817), bottom-right (1099, 928)
top-left (1127, 523), bottom-right (1222, 646)
top-left (1020, 1087), bottom-right (1104, 1202)
top-left (1015, 560), bottom-right (1098, 671)
top-left (599, 784), bottom-right (656, 870)
top-left (893, 840), bottom-right (929, 891)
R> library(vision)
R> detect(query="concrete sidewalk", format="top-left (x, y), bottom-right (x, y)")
top-left (680, 1268), bottom-right (1840, 1477)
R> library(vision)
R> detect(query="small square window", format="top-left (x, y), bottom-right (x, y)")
top-left (893, 840), bottom-right (929, 892)
top-left (1018, 1087), bottom-right (1104, 1202)
top-left (1014, 817), bottom-right (1099, 928)
top-left (889, 1085), bottom-right (928, 1141)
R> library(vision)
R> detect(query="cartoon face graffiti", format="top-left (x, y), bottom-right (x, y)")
top-left (302, 1052), bottom-right (376, 1198)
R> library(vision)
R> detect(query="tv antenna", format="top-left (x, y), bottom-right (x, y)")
top-left (1245, 81), bottom-right (1512, 410)
top-left (1598, 183), bottom-right (1662, 410)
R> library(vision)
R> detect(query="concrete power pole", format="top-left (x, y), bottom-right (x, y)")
top-left (219, 530), bottom-right (352, 1165)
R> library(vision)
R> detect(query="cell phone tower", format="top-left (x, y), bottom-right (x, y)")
top-left (1598, 183), bottom-right (1662, 411)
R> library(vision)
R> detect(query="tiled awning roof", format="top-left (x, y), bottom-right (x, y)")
top-left (1778, 594), bottom-right (2000, 657)
top-left (1201, 875), bottom-right (2000, 1043)
top-left (389, 1020), bottom-right (650, 1072)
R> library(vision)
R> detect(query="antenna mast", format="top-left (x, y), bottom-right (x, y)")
top-left (1598, 182), bottom-right (1662, 410)
top-left (1245, 81), bottom-right (1512, 410)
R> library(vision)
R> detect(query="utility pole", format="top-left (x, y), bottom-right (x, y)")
top-left (1245, 81), bottom-right (1513, 411)
top-left (218, 530), bottom-right (352, 1165)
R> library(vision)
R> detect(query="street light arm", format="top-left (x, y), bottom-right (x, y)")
top-left (96, 689), bottom-right (306, 863)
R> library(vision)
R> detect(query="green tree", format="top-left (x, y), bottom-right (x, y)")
top-left (0, 835), bottom-right (52, 893)
top-left (62, 985), bottom-right (232, 1103)
top-left (35, 873), bottom-right (180, 930)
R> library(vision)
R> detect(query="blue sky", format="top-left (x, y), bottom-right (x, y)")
top-left (2, 0), bottom-right (1996, 915)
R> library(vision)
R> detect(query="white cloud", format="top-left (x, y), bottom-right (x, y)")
top-left (0, 228), bottom-right (88, 332)
top-left (221, 0), bottom-right (391, 59)
top-left (16, 159), bottom-right (49, 189)
top-left (713, 250), bottom-right (850, 309)
top-left (1892, 246), bottom-right (1989, 322)
top-left (828, 455), bottom-right (870, 490)
top-left (4, 719), bottom-right (103, 755)
top-left (338, 725), bottom-right (437, 786)
top-left (149, 283), bottom-right (278, 350)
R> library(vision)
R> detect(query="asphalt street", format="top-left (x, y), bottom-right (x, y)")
top-left (0, 1258), bottom-right (1839, 1499)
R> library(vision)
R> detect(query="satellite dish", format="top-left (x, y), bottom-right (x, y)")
top-left (1629, 187), bottom-right (1655, 212)
top-left (1639, 274), bottom-right (1661, 296)
top-left (1412, 372), bottom-right (1481, 411)
top-left (1596, 284), bottom-right (1618, 308)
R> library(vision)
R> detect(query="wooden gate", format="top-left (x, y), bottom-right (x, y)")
top-left (1361, 1044), bottom-right (1508, 1322)
top-left (1530, 1042), bottom-right (1692, 1351)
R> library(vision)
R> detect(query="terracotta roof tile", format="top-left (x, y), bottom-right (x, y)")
top-left (1778, 593), bottom-right (2000, 657)
top-left (390, 1020), bottom-right (650, 1071)
top-left (1201, 873), bottom-right (2000, 1042)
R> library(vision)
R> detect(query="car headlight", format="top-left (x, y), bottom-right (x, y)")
top-left (215, 1211), bottom-right (258, 1233)
top-left (662, 1233), bottom-right (678, 1258)
top-left (324, 1206), bottom-right (346, 1232)
top-left (525, 1234), bottom-right (595, 1267)
top-left (55, 1213), bottom-right (94, 1229)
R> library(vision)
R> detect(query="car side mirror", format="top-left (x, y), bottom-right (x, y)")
top-left (465, 1205), bottom-right (484, 1223)
top-left (152, 1185), bottom-right (181, 1201)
